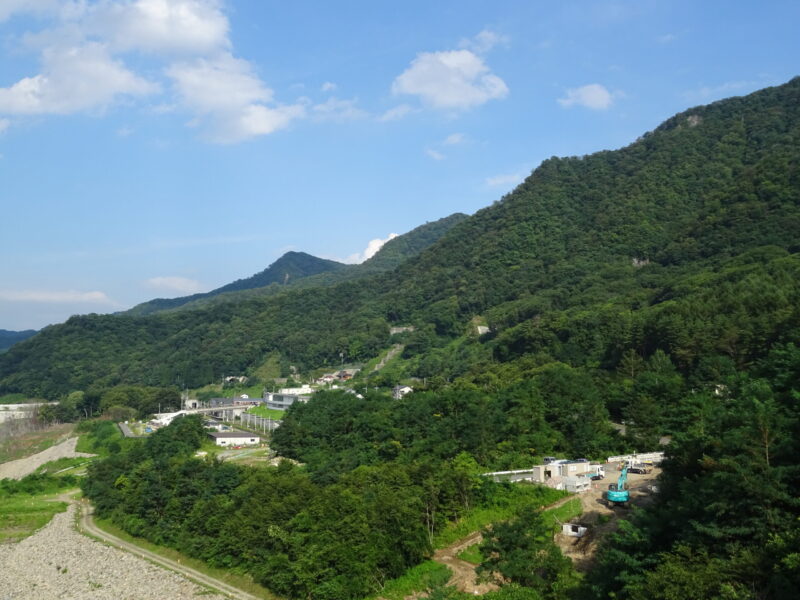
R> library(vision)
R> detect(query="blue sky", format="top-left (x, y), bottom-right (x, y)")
top-left (1, 0), bottom-right (798, 330)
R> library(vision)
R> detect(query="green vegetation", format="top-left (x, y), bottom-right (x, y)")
top-left (432, 487), bottom-right (569, 549)
top-left (365, 561), bottom-right (451, 600)
top-left (0, 472), bottom-right (79, 543)
top-left (33, 456), bottom-right (91, 476)
top-left (478, 506), bottom-right (578, 598)
top-left (0, 423), bottom-right (74, 463)
top-left (74, 419), bottom-right (126, 456)
top-left (0, 392), bottom-right (34, 403)
top-left (0, 494), bottom-right (68, 543)
top-left (247, 405), bottom-right (285, 419)
top-left (457, 544), bottom-right (483, 564)
top-left (541, 498), bottom-right (582, 531)
top-left (0, 329), bottom-right (37, 353)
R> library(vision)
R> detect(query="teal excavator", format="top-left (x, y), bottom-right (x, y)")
top-left (605, 465), bottom-right (629, 507)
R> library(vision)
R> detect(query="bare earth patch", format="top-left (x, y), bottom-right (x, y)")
top-left (0, 437), bottom-right (95, 480)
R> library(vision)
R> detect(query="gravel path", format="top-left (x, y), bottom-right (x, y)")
top-left (0, 437), bottom-right (95, 480)
top-left (78, 501), bottom-right (263, 600)
top-left (0, 503), bottom-right (228, 600)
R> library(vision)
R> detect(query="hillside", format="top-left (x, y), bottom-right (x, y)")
top-left (0, 329), bottom-right (37, 353)
top-left (126, 251), bottom-right (346, 316)
top-left (0, 77), bottom-right (798, 398)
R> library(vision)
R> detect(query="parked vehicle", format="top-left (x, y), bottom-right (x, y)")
top-left (628, 463), bottom-right (652, 474)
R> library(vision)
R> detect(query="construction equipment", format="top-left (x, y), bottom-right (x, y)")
top-left (605, 466), bottom-right (629, 507)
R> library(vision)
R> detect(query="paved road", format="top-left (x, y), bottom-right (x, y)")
top-left (77, 499), bottom-right (264, 600)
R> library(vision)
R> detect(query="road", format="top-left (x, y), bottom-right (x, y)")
top-left (76, 499), bottom-right (264, 600)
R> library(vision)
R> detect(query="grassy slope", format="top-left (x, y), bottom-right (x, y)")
top-left (0, 423), bottom-right (75, 463)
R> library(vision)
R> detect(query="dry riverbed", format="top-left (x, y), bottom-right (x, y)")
top-left (0, 503), bottom-right (226, 600)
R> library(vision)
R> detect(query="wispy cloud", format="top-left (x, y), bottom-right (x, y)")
top-left (443, 132), bottom-right (465, 145)
top-left (426, 148), bottom-right (445, 161)
top-left (321, 81), bottom-right (337, 92)
top-left (458, 29), bottom-right (509, 54)
top-left (144, 276), bottom-right (205, 295)
top-left (486, 173), bottom-right (524, 187)
top-left (0, 118), bottom-right (9, 134)
top-left (378, 104), bottom-right (414, 122)
top-left (681, 80), bottom-right (760, 102)
top-left (558, 83), bottom-right (616, 110)
top-left (311, 97), bottom-right (368, 122)
top-left (0, 289), bottom-right (117, 304)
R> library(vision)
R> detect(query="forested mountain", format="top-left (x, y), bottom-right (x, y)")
top-left (0, 329), bottom-right (36, 353)
top-left (126, 251), bottom-right (346, 316)
top-left (125, 212), bottom-right (468, 316)
top-left (1, 78), bottom-right (798, 401)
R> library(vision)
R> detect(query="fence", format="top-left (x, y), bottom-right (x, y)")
top-left (239, 412), bottom-right (282, 433)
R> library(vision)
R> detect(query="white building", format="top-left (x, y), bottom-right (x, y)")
top-left (392, 385), bottom-right (414, 399)
top-left (208, 431), bottom-right (260, 446)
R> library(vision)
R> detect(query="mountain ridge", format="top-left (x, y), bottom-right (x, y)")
top-left (1, 77), bottom-right (798, 397)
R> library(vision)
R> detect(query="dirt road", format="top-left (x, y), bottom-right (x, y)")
top-left (430, 493), bottom-right (581, 595)
top-left (0, 437), bottom-right (94, 480)
top-left (77, 500), bottom-right (264, 600)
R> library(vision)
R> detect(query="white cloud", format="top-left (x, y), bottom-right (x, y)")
top-left (167, 53), bottom-right (272, 113)
top-left (379, 104), bottom-right (414, 122)
top-left (167, 53), bottom-right (304, 142)
top-left (0, 42), bottom-right (157, 115)
top-left (459, 29), bottom-right (508, 54)
top-left (321, 81), bottom-right (337, 92)
top-left (0, 1), bottom-right (300, 144)
top-left (312, 97), bottom-right (367, 122)
top-left (116, 125), bottom-right (133, 137)
top-left (145, 276), bottom-right (205, 294)
top-left (86, 0), bottom-right (230, 55)
top-left (0, 118), bottom-right (9, 134)
top-left (343, 233), bottom-right (400, 264)
top-left (426, 148), bottom-right (445, 161)
top-left (486, 173), bottom-right (524, 187)
top-left (558, 83), bottom-right (614, 110)
top-left (443, 132), bottom-right (465, 145)
top-left (0, 289), bottom-right (116, 304)
top-left (657, 33), bottom-right (676, 44)
top-left (392, 49), bottom-right (508, 110)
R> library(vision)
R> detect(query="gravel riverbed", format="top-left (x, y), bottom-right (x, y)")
top-left (0, 504), bottom-right (225, 600)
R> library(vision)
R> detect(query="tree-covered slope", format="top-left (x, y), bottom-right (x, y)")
top-left (1, 77), bottom-right (798, 398)
top-left (0, 329), bottom-right (37, 353)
